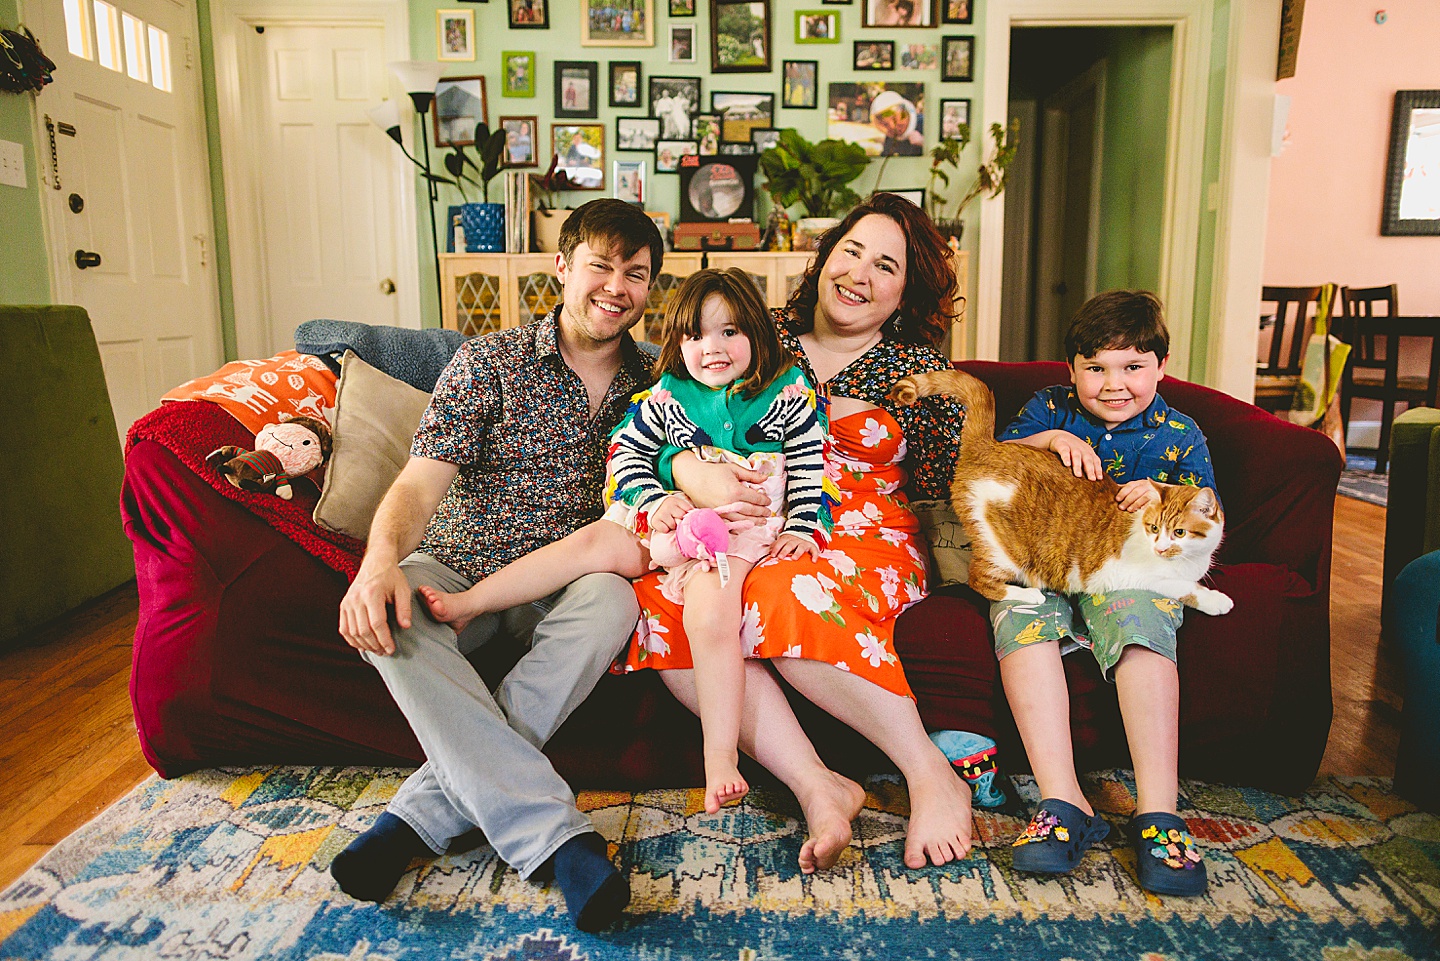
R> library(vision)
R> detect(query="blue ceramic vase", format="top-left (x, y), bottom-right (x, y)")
top-left (461, 202), bottom-right (505, 253)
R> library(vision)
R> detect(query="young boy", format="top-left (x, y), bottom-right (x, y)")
top-left (993, 290), bottom-right (1216, 897)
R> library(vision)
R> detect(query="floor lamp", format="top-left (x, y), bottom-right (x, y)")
top-left (367, 60), bottom-right (446, 321)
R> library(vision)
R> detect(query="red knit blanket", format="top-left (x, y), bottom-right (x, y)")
top-left (126, 401), bottom-right (363, 579)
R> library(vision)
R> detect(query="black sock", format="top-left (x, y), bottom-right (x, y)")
top-left (329, 812), bottom-right (432, 902)
top-left (551, 833), bottom-right (629, 932)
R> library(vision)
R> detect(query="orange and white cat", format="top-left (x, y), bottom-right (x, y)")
top-left (890, 369), bottom-right (1232, 616)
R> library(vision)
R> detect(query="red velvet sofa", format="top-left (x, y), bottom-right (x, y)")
top-left (122, 361), bottom-right (1340, 795)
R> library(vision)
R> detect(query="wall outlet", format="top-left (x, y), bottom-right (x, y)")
top-left (0, 139), bottom-right (26, 189)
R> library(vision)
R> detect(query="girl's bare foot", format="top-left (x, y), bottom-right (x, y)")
top-left (902, 758), bottom-right (974, 869)
top-left (416, 585), bottom-right (482, 635)
top-left (703, 751), bottom-right (749, 814)
top-left (795, 770), bottom-right (866, 874)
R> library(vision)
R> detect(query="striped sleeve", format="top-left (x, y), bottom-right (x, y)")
top-left (773, 370), bottom-right (833, 547)
top-left (603, 387), bottom-right (675, 513)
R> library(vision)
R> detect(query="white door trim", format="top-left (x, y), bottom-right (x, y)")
top-left (213, 0), bottom-right (417, 361)
top-left (978, 0), bottom-right (1212, 378)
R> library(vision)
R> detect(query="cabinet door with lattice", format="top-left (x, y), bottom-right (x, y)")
top-left (441, 254), bottom-right (507, 336)
top-left (641, 254), bottom-right (704, 343)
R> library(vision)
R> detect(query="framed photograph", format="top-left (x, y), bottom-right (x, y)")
top-left (854, 40), bottom-right (894, 71)
top-left (646, 210), bottom-right (671, 240)
top-left (941, 36), bottom-right (974, 82)
top-left (890, 187), bottom-right (925, 207)
top-left (610, 61), bottom-right (641, 107)
top-left (501, 51), bottom-right (536, 97)
top-left (899, 42), bottom-right (937, 70)
top-left (552, 122), bottom-right (606, 189)
top-left (508, 0), bottom-right (549, 28)
top-left (719, 142), bottom-right (756, 156)
top-left (669, 24), bottom-right (696, 63)
top-left (693, 114), bottom-right (722, 155)
top-left (649, 76), bottom-right (701, 140)
top-left (614, 160), bottom-right (647, 205)
top-left (436, 9), bottom-right (475, 62)
top-left (434, 76), bottom-right (487, 148)
top-left (711, 91), bottom-right (775, 144)
top-left (617, 116), bottom-right (661, 151)
top-left (828, 81), bottom-right (925, 156)
top-left (941, 0), bottom-right (972, 24)
top-left (1383, 90), bottom-right (1440, 235)
top-left (669, 0), bottom-right (695, 14)
top-left (654, 139), bottom-right (698, 172)
top-left (711, 0), bottom-right (772, 74)
top-left (795, 10), bottom-right (840, 43)
top-left (500, 116), bottom-right (538, 167)
top-left (750, 126), bottom-right (781, 153)
top-left (863, 0), bottom-right (933, 27)
top-left (782, 60), bottom-right (818, 109)
top-left (582, 0), bottom-right (655, 47)
top-left (679, 154), bottom-right (758, 223)
top-left (939, 97), bottom-right (970, 140)
top-left (554, 61), bottom-right (599, 119)
top-left (822, 0), bottom-right (853, 4)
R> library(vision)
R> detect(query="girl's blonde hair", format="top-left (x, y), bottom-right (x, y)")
top-left (653, 267), bottom-right (792, 399)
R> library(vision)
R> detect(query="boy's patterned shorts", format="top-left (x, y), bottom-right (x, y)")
top-left (990, 588), bottom-right (1185, 680)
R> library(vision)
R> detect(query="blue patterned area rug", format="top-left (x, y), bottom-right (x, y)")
top-left (1339, 453), bottom-right (1388, 507)
top-left (2, 767), bottom-right (1437, 960)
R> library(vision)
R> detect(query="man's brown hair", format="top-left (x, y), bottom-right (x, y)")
top-left (653, 268), bottom-right (792, 399)
top-left (1064, 289), bottom-right (1170, 362)
top-left (557, 198), bottom-right (665, 283)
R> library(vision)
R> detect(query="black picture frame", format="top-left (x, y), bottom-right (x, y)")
top-left (609, 61), bottom-right (642, 108)
top-left (649, 76), bottom-right (702, 140)
top-left (693, 113), bottom-right (722, 155)
top-left (941, 35), bottom-right (974, 82)
top-left (889, 187), bottom-right (925, 207)
top-left (679, 154), bottom-right (758, 223)
top-left (720, 142), bottom-right (756, 156)
top-left (617, 116), bottom-right (661, 151)
top-left (669, 0), bottom-right (696, 14)
top-left (711, 90), bottom-right (775, 143)
top-left (939, 97), bottom-right (970, 140)
top-left (750, 126), bottom-right (780, 153)
top-left (941, 0), bottom-right (972, 24)
top-left (854, 40), bottom-right (894, 71)
top-left (554, 61), bottom-right (599, 118)
top-left (782, 59), bottom-right (818, 109)
top-left (1382, 89), bottom-right (1440, 236)
top-left (654, 139), bottom-right (699, 173)
top-left (508, 0), bottom-right (549, 29)
top-left (710, 0), bottom-right (773, 74)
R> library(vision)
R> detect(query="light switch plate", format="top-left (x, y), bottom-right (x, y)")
top-left (0, 139), bottom-right (26, 189)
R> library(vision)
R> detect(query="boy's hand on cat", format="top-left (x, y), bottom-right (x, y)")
top-left (649, 493), bottom-right (695, 533)
top-left (769, 532), bottom-right (819, 560)
top-left (1116, 479), bottom-right (1161, 512)
top-left (1048, 431), bottom-right (1104, 480)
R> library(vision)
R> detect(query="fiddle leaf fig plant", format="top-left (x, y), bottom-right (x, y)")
top-left (758, 128), bottom-right (870, 219)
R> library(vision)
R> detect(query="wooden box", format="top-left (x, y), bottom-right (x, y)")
top-left (673, 222), bottom-right (762, 252)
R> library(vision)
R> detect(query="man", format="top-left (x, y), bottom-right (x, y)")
top-left (329, 199), bottom-right (662, 932)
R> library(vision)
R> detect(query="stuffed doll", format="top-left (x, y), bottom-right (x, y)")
top-left (206, 413), bottom-right (332, 500)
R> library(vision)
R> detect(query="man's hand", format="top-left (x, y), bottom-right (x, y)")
top-left (339, 559), bottom-right (412, 656)
top-left (648, 493), bottom-right (695, 533)
top-left (1115, 478), bottom-right (1162, 512)
top-left (769, 532), bottom-right (820, 560)
top-left (671, 451), bottom-right (770, 523)
top-left (1048, 431), bottom-right (1104, 480)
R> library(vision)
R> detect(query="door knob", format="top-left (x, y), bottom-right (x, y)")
top-left (68, 193), bottom-right (84, 213)
top-left (379, 278), bottom-right (397, 295)
top-left (74, 249), bottom-right (102, 269)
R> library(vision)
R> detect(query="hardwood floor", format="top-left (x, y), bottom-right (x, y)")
top-left (0, 495), bottom-right (1396, 891)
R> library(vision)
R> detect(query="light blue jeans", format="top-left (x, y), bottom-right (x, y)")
top-left (361, 552), bottom-right (639, 879)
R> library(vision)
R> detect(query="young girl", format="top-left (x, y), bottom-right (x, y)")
top-left (420, 268), bottom-right (834, 814)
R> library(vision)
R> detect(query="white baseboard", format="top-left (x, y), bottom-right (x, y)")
top-left (1345, 420), bottom-right (1380, 450)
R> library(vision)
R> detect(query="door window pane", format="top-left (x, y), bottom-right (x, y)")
top-left (63, 0), bottom-right (93, 60)
top-left (93, 0), bottom-right (121, 71)
top-left (121, 12), bottom-right (148, 82)
top-left (148, 26), bottom-right (171, 92)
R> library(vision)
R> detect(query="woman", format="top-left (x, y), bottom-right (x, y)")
top-left (618, 193), bottom-right (972, 873)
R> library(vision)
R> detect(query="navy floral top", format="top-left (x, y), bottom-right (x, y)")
top-left (1003, 385), bottom-right (1217, 491)
top-left (410, 307), bottom-right (654, 581)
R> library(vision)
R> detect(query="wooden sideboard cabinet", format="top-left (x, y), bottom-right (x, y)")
top-left (439, 249), bottom-right (968, 357)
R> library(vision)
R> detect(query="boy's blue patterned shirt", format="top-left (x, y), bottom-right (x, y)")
top-left (1002, 385), bottom-right (1217, 491)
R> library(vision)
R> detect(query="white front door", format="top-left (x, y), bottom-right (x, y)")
top-left (245, 22), bottom-right (402, 352)
top-left (33, 0), bottom-right (223, 439)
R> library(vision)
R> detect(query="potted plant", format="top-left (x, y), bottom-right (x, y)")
top-left (443, 123), bottom-right (508, 252)
top-left (758, 128), bottom-right (869, 250)
top-left (529, 156), bottom-right (582, 253)
top-left (925, 121), bottom-right (1018, 244)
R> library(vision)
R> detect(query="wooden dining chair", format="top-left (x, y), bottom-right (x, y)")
top-left (1255, 285), bottom-right (1327, 413)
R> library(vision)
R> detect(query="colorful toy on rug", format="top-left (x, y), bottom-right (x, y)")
top-left (930, 730), bottom-right (1007, 808)
top-left (205, 414), bottom-right (332, 500)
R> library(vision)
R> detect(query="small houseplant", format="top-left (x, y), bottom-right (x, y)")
top-left (758, 128), bottom-right (869, 250)
top-left (443, 123), bottom-right (508, 252)
top-left (529, 156), bottom-right (582, 253)
top-left (925, 121), bottom-right (1018, 242)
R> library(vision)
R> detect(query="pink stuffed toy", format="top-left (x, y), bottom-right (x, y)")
top-left (648, 508), bottom-right (731, 569)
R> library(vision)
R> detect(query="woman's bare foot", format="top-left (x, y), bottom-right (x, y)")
top-left (902, 759), bottom-right (974, 869)
top-left (795, 770), bottom-right (866, 874)
top-left (703, 751), bottom-right (749, 814)
top-left (416, 584), bottom-right (482, 635)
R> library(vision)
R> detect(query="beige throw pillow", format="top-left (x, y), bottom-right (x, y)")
top-left (909, 498), bottom-right (973, 589)
top-left (313, 351), bottom-right (432, 540)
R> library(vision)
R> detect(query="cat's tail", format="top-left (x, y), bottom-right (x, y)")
top-left (888, 369), bottom-right (996, 449)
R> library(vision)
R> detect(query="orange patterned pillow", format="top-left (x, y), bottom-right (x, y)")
top-left (162, 350), bottom-right (338, 435)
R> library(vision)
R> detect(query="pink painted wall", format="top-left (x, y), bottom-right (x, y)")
top-left (1264, 2), bottom-right (1440, 314)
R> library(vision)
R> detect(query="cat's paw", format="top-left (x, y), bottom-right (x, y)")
top-left (889, 377), bottom-right (921, 407)
top-left (1190, 587), bottom-right (1234, 616)
top-left (1002, 585), bottom-right (1047, 605)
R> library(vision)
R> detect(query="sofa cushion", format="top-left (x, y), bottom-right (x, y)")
top-left (313, 352), bottom-right (432, 541)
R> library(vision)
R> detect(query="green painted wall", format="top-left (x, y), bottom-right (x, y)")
top-left (195, 0), bottom-right (237, 359)
top-left (0, 0), bottom-right (53, 304)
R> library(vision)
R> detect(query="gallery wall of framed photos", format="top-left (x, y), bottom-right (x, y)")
top-left (413, 0), bottom-right (983, 232)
